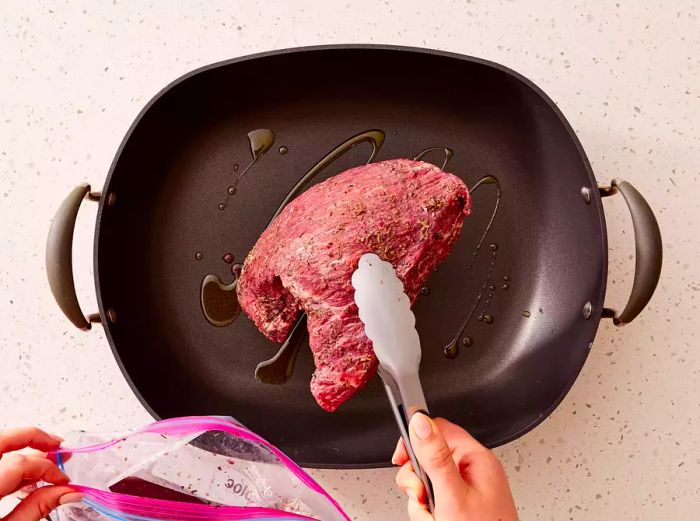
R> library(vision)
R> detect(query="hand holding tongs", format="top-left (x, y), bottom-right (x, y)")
top-left (352, 253), bottom-right (435, 512)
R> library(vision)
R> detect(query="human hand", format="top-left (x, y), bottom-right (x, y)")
top-left (0, 427), bottom-right (82, 521)
top-left (393, 415), bottom-right (518, 521)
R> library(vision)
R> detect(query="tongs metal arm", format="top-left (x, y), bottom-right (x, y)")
top-left (379, 367), bottom-right (435, 513)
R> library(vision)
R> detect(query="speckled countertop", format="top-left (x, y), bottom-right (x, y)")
top-left (1, 1), bottom-right (698, 519)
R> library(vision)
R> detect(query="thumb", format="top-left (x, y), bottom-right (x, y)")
top-left (5, 486), bottom-right (82, 521)
top-left (409, 413), bottom-right (464, 500)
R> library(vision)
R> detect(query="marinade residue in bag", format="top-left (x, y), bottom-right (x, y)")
top-left (48, 416), bottom-right (349, 521)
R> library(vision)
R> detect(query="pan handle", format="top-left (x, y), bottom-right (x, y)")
top-left (600, 179), bottom-right (662, 325)
top-left (46, 184), bottom-right (101, 330)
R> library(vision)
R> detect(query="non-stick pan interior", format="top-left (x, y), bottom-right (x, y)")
top-left (95, 47), bottom-right (606, 467)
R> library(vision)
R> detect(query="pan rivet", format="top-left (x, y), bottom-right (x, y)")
top-left (107, 192), bottom-right (116, 207)
top-left (107, 308), bottom-right (117, 324)
top-left (582, 301), bottom-right (592, 319)
top-left (580, 187), bottom-right (592, 204)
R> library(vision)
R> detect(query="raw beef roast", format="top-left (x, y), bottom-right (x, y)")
top-left (237, 159), bottom-right (471, 411)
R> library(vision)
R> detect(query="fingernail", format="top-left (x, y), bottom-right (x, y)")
top-left (49, 434), bottom-right (64, 444)
top-left (59, 492), bottom-right (83, 505)
top-left (407, 489), bottom-right (418, 502)
top-left (411, 413), bottom-right (432, 440)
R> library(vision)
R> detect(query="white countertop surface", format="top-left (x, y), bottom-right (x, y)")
top-left (1, 1), bottom-right (698, 519)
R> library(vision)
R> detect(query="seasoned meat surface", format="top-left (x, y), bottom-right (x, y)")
top-left (237, 159), bottom-right (471, 411)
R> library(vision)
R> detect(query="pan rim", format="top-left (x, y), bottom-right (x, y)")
top-left (93, 44), bottom-right (608, 469)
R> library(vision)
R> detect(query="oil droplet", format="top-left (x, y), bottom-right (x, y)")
top-left (502, 284), bottom-right (509, 290)
top-left (195, 251), bottom-right (203, 261)
top-left (489, 243), bottom-right (498, 251)
top-left (465, 175), bottom-right (501, 272)
top-left (523, 311), bottom-right (531, 318)
top-left (222, 129), bottom-right (277, 210)
top-left (248, 129), bottom-right (276, 160)
top-left (231, 263), bottom-right (243, 277)
top-left (503, 275), bottom-right (510, 281)
top-left (255, 315), bottom-right (308, 384)
top-left (483, 314), bottom-right (494, 324)
top-left (413, 147), bottom-right (454, 169)
top-left (488, 285), bottom-right (496, 291)
top-left (462, 337), bottom-right (473, 347)
top-left (487, 293), bottom-right (493, 299)
top-left (443, 342), bottom-right (459, 359)
top-left (477, 314), bottom-right (484, 322)
top-left (200, 274), bottom-right (240, 327)
top-left (279, 146), bottom-right (288, 155)
top-left (420, 286), bottom-right (430, 295)
top-left (222, 253), bottom-right (234, 264)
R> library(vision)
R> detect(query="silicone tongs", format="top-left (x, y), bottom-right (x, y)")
top-left (351, 253), bottom-right (435, 512)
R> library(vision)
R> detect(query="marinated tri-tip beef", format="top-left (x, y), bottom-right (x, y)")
top-left (237, 159), bottom-right (471, 411)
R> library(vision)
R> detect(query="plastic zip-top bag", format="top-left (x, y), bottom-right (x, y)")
top-left (47, 416), bottom-right (349, 521)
